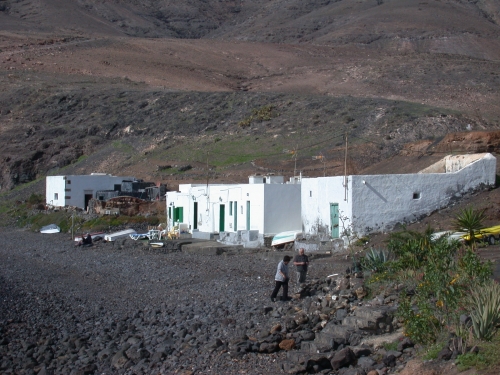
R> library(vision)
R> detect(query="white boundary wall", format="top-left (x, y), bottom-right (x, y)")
top-left (302, 153), bottom-right (496, 237)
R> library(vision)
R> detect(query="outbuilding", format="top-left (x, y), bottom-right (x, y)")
top-left (46, 173), bottom-right (135, 210)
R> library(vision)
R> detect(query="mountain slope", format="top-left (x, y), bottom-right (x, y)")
top-left (0, 0), bottom-right (499, 194)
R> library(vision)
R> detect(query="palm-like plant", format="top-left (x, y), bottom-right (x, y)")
top-left (452, 207), bottom-right (486, 249)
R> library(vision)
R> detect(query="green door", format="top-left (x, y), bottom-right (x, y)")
top-left (330, 203), bottom-right (339, 238)
top-left (193, 202), bottom-right (198, 230)
top-left (219, 204), bottom-right (225, 232)
top-left (246, 201), bottom-right (250, 230)
top-left (233, 201), bottom-right (238, 232)
top-left (173, 207), bottom-right (183, 223)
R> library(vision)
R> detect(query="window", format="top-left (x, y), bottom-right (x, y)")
top-left (310, 191), bottom-right (312, 197)
top-left (99, 196), bottom-right (104, 201)
top-left (66, 180), bottom-right (71, 184)
top-left (64, 196), bottom-right (71, 199)
top-left (54, 193), bottom-right (58, 200)
top-left (413, 192), bottom-right (421, 200)
top-left (229, 201), bottom-right (233, 215)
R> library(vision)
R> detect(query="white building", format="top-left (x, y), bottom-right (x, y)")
top-left (166, 175), bottom-right (301, 246)
top-left (301, 153), bottom-right (497, 238)
top-left (46, 173), bottom-right (135, 210)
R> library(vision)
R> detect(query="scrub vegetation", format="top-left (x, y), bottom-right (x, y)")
top-left (362, 209), bottom-right (500, 373)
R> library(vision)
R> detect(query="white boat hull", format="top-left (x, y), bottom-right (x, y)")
top-left (271, 230), bottom-right (302, 247)
top-left (40, 224), bottom-right (60, 234)
top-left (104, 229), bottom-right (137, 242)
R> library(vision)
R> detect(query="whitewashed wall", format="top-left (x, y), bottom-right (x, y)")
top-left (46, 175), bottom-right (134, 209)
top-left (46, 176), bottom-right (66, 207)
top-left (166, 184), bottom-right (195, 229)
top-left (351, 153), bottom-right (496, 234)
top-left (302, 153), bottom-right (496, 237)
top-left (167, 183), bottom-right (301, 235)
top-left (301, 176), bottom-right (353, 238)
top-left (263, 184), bottom-right (301, 234)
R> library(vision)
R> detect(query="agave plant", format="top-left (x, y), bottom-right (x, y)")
top-left (362, 248), bottom-right (391, 273)
top-left (467, 280), bottom-right (500, 341)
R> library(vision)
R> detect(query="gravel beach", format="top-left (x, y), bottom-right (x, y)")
top-left (0, 229), bottom-right (347, 375)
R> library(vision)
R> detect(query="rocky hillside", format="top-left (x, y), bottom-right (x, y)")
top-left (0, 0), bottom-right (499, 194)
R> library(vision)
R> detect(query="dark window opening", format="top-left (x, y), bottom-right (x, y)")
top-left (413, 192), bottom-right (421, 200)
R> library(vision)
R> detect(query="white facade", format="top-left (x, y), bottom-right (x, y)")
top-left (302, 153), bottom-right (497, 238)
top-left (166, 180), bottom-right (301, 236)
top-left (46, 174), bottom-right (135, 209)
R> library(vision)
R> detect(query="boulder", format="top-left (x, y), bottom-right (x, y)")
top-left (279, 339), bottom-right (296, 351)
top-left (343, 306), bottom-right (396, 334)
top-left (357, 356), bottom-right (376, 371)
top-left (331, 347), bottom-right (356, 370)
top-left (315, 322), bottom-right (354, 349)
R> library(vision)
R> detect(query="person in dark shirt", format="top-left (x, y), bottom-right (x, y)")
top-left (293, 248), bottom-right (309, 288)
top-left (76, 233), bottom-right (93, 247)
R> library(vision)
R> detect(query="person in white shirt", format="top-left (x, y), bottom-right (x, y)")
top-left (270, 255), bottom-right (291, 302)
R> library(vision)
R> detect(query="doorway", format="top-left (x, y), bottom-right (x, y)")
top-left (233, 201), bottom-right (237, 232)
top-left (219, 204), bottom-right (225, 232)
top-left (193, 202), bottom-right (198, 230)
top-left (246, 201), bottom-right (250, 230)
top-left (330, 203), bottom-right (339, 238)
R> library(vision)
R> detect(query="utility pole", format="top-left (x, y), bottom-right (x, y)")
top-left (206, 150), bottom-right (210, 189)
top-left (293, 145), bottom-right (298, 178)
top-left (344, 131), bottom-right (348, 201)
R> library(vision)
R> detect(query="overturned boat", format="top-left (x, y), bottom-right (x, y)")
top-left (40, 224), bottom-right (60, 234)
top-left (271, 230), bottom-right (303, 248)
top-left (104, 228), bottom-right (136, 242)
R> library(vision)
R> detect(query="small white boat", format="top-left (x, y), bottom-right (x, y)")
top-left (40, 224), bottom-right (60, 234)
top-left (431, 231), bottom-right (466, 243)
top-left (271, 230), bottom-right (303, 247)
top-left (150, 242), bottom-right (164, 248)
top-left (104, 229), bottom-right (136, 242)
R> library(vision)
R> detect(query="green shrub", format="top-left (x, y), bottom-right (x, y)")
top-left (27, 193), bottom-right (44, 207)
top-left (398, 296), bottom-right (441, 344)
top-left (458, 249), bottom-right (492, 284)
top-left (456, 332), bottom-right (500, 371)
top-left (383, 342), bottom-right (399, 351)
top-left (422, 342), bottom-right (447, 360)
